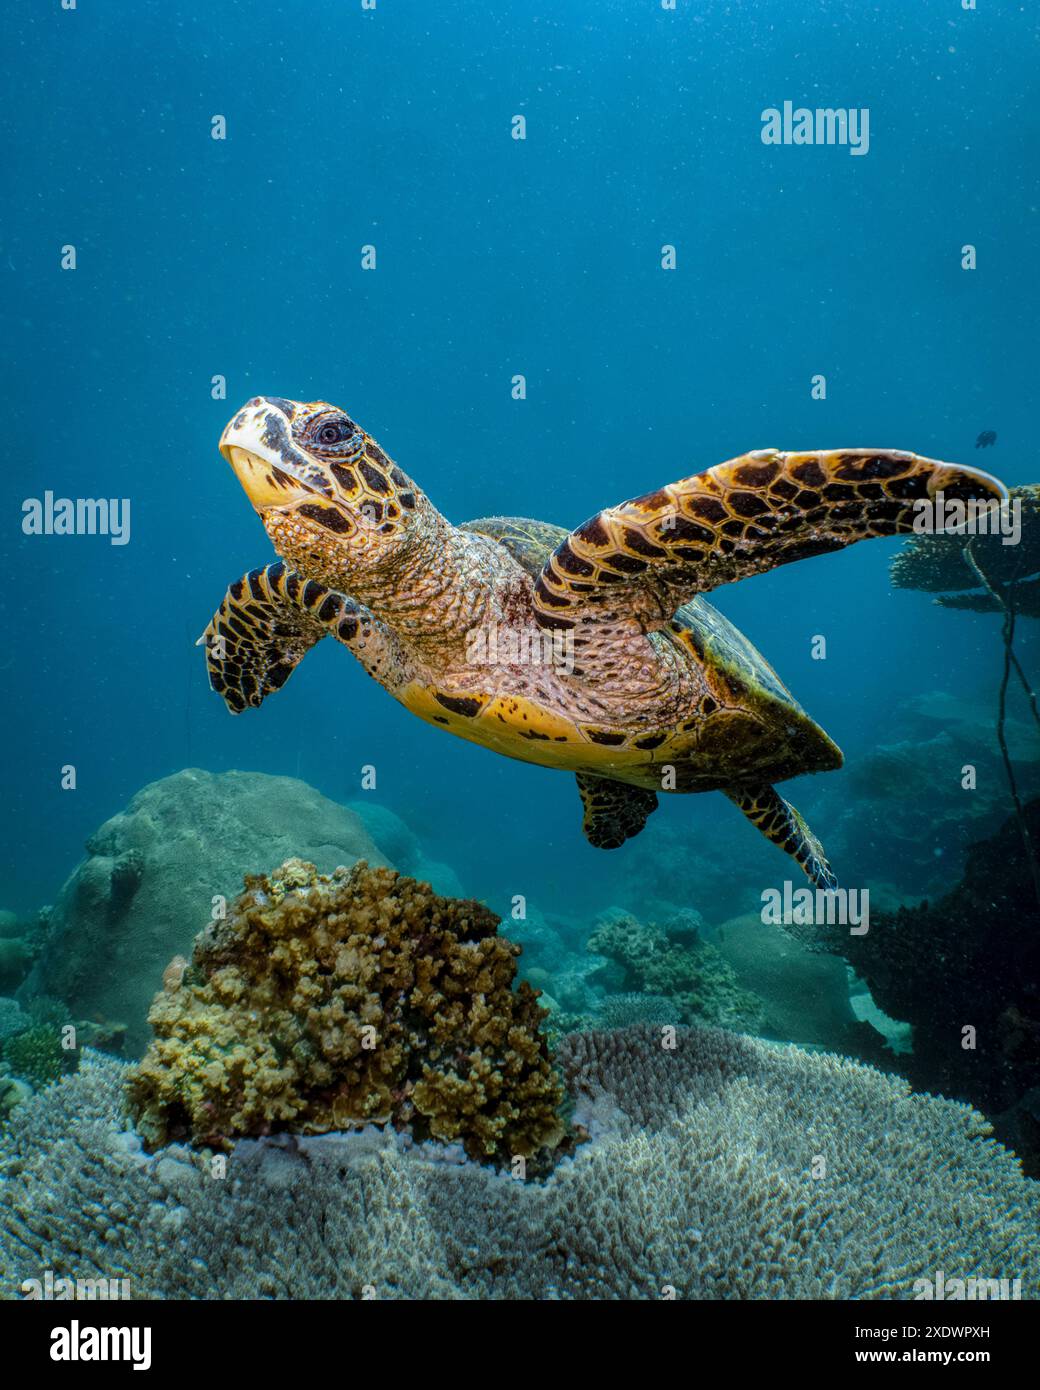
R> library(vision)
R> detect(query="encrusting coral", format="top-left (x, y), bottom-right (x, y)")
top-left (126, 859), bottom-right (565, 1165)
top-left (588, 912), bottom-right (765, 1031)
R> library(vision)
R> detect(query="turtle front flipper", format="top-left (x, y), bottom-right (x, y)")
top-left (533, 450), bottom-right (1007, 632)
top-left (576, 772), bottom-right (658, 849)
top-left (725, 783), bottom-right (837, 890)
top-left (198, 562), bottom-right (403, 713)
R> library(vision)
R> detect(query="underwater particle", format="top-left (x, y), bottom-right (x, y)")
top-left (126, 859), bottom-right (567, 1165)
top-left (975, 430), bottom-right (997, 448)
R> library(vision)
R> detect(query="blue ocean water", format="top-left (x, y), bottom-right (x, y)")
top-left (3, 1), bottom-right (1040, 1326)
top-left (1, 0), bottom-right (1035, 929)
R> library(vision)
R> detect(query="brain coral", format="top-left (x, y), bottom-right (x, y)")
top-left (2, 1030), bottom-right (1036, 1300)
top-left (126, 859), bottom-right (565, 1165)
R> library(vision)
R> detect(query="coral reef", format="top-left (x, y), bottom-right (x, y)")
top-left (127, 859), bottom-right (565, 1165)
top-left (0, 906), bottom-right (42, 993)
top-left (889, 483), bottom-right (1040, 616)
top-left (511, 905), bottom-right (604, 1017)
top-left (588, 910), bottom-right (765, 1031)
top-left (2, 1034), bottom-right (1037, 1299)
top-left (791, 799), bottom-right (1040, 1172)
top-left (595, 992), bottom-right (677, 1030)
top-left (0, 1076), bottom-right (32, 1121)
top-left (0, 1025), bottom-right (70, 1091)
top-left (890, 489), bottom-right (1040, 896)
top-left (812, 695), bottom-right (1039, 899)
top-left (0, 998), bottom-right (29, 1047)
top-left (23, 770), bottom-right (389, 1052)
top-left (613, 805), bottom-right (807, 926)
top-left (347, 800), bottom-right (467, 899)
top-left (0, 996), bottom-right (124, 1111)
top-left (0, 937), bottom-right (33, 993)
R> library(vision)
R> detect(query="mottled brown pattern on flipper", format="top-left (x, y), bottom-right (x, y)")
top-left (533, 448), bottom-right (1006, 631)
top-left (576, 772), bottom-right (659, 849)
top-left (198, 565), bottom-right (331, 713)
top-left (198, 564), bottom-right (400, 715)
top-left (725, 783), bottom-right (837, 889)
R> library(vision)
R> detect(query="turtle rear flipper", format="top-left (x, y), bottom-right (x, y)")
top-left (726, 783), bottom-right (837, 890)
top-left (576, 772), bottom-right (658, 848)
top-left (198, 563), bottom-right (403, 713)
top-left (533, 449), bottom-right (1006, 633)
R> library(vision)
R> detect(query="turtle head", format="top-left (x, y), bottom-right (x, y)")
top-left (219, 397), bottom-right (435, 589)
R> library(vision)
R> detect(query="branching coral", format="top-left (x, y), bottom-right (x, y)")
top-left (0, 1025), bottom-right (70, 1090)
top-left (126, 859), bottom-right (565, 1165)
top-left (588, 912), bottom-right (765, 1031)
top-left (889, 483), bottom-right (1040, 615)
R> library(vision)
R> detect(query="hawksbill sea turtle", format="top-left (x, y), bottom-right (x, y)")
top-left (199, 396), bottom-right (1006, 888)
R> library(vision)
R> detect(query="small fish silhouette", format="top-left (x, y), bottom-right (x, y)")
top-left (975, 430), bottom-right (997, 448)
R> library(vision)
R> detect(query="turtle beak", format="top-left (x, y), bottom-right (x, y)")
top-left (219, 397), bottom-right (329, 511)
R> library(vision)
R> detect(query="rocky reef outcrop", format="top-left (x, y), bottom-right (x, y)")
top-left (127, 859), bottom-right (566, 1165)
top-left (0, 910), bottom-right (40, 994)
top-left (346, 800), bottom-right (468, 900)
top-left (814, 701), bottom-right (1040, 900)
top-left (22, 770), bottom-right (388, 1053)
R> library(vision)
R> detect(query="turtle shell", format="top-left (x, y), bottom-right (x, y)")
top-left (461, 514), bottom-right (841, 785)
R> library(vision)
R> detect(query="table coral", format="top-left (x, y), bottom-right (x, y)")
top-left (126, 859), bottom-right (565, 1165)
top-left (4, 1037), bottom-right (1038, 1300)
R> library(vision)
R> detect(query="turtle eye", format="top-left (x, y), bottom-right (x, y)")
top-left (308, 413), bottom-right (358, 451)
top-left (316, 419), bottom-right (350, 446)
